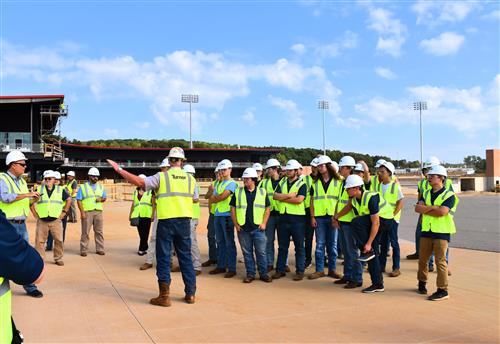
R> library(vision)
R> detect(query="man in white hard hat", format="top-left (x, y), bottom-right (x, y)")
top-left (30, 170), bottom-right (71, 266)
top-left (45, 171), bottom-right (72, 251)
top-left (230, 168), bottom-right (272, 283)
top-left (76, 167), bottom-right (107, 256)
top-left (0, 150), bottom-right (44, 298)
top-left (202, 165), bottom-right (220, 268)
top-left (261, 158), bottom-right (281, 271)
top-left (252, 163), bottom-right (264, 182)
top-left (208, 159), bottom-right (238, 278)
top-left (414, 165), bottom-right (458, 301)
top-left (107, 147), bottom-right (197, 306)
top-left (272, 159), bottom-right (307, 281)
top-left (65, 171), bottom-right (78, 223)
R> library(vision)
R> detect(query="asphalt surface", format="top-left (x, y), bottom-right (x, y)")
top-left (399, 194), bottom-right (500, 252)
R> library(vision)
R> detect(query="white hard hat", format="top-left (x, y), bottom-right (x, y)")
top-left (88, 167), bottom-right (100, 176)
top-left (354, 163), bottom-right (364, 172)
top-left (344, 174), bottom-right (365, 189)
top-left (43, 170), bottom-right (55, 178)
top-left (53, 171), bottom-right (62, 180)
top-left (316, 155), bottom-right (332, 166)
top-left (242, 167), bottom-right (258, 179)
top-left (214, 166), bottom-right (219, 173)
top-left (310, 157), bottom-right (319, 167)
top-left (218, 159), bottom-right (232, 170)
top-left (159, 158), bottom-right (170, 168)
top-left (67, 171), bottom-right (76, 177)
top-left (423, 156), bottom-right (441, 169)
top-left (374, 159), bottom-right (386, 168)
top-left (380, 161), bottom-right (395, 175)
top-left (265, 158), bottom-right (280, 169)
top-left (183, 164), bottom-right (196, 174)
top-left (167, 147), bottom-right (186, 160)
top-left (331, 161), bottom-right (339, 172)
top-left (285, 159), bottom-right (302, 170)
top-left (338, 156), bottom-right (356, 167)
top-left (252, 163), bottom-right (263, 171)
top-left (427, 165), bottom-right (447, 177)
top-left (138, 174), bottom-right (147, 179)
top-left (5, 150), bottom-right (27, 166)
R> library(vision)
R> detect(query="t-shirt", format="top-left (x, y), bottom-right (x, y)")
top-left (214, 179), bottom-right (238, 217)
top-left (39, 185), bottom-right (70, 222)
top-left (352, 193), bottom-right (380, 216)
top-left (230, 187), bottom-right (270, 231)
top-left (419, 186), bottom-right (456, 242)
top-left (275, 178), bottom-right (307, 220)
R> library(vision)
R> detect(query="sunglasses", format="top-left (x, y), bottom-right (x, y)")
top-left (15, 162), bottom-right (27, 167)
top-left (44, 177), bottom-right (54, 181)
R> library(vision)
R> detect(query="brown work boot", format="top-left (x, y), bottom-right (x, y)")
top-left (224, 271), bottom-right (237, 278)
top-left (140, 263), bottom-right (153, 270)
top-left (209, 268), bottom-right (226, 275)
top-left (150, 282), bottom-right (171, 307)
top-left (171, 265), bottom-right (181, 272)
top-left (195, 270), bottom-right (202, 276)
top-left (96, 251), bottom-right (105, 256)
top-left (285, 265), bottom-right (291, 273)
top-left (201, 259), bottom-right (216, 267)
top-left (448, 269), bottom-right (452, 276)
top-left (184, 295), bottom-right (195, 304)
top-left (80, 252), bottom-right (87, 257)
top-left (308, 271), bottom-right (325, 280)
top-left (293, 273), bottom-right (304, 281)
top-left (388, 269), bottom-right (401, 277)
top-left (328, 270), bottom-right (342, 279)
top-left (272, 271), bottom-right (286, 280)
top-left (55, 261), bottom-right (65, 266)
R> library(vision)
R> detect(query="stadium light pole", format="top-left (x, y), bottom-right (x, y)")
top-left (181, 94), bottom-right (199, 149)
top-left (318, 100), bottom-right (329, 155)
top-left (413, 101), bottom-right (427, 169)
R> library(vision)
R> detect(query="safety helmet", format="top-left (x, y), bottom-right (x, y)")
top-left (167, 147), bottom-right (186, 160)
top-left (183, 164), bottom-right (196, 174)
top-left (242, 168), bottom-right (258, 179)
top-left (43, 170), bottom-right (55, 179)
top-left (138, 174), bottom-right (147, 179)
top-left (316, 155), bottom-right (332, 166)
top-left (53, 171), bottom-right (62, 180)
top-left (6, 150), bottom-right (27, 166)
top-left (310, 157), bottom-right (319, 167)
top-left (338, 156), bottom-right (356, 167)
top-left (344, 175), bottom-right (364, 189)
top-left (252, 163), bottom-right (263, 171)
top-left (423, 156), bottom-right (441, 169)
top-left (285, 159), bottom-right (302, 170)
top-left (380, 161), bottom-right (395, 175)
top-left (218, 159), bottom-right (232, 170)
top-left (331, 161), bottom-right (339, 172)
top-left (67, 171), bottom-right (76, 177)
top-left (427, 165), bottom-right (447, 177)
top-left (374, 159), bottom-right (386, 169)
top-left (88, 167), bottom-right (100, 176)
top-left (159, 158), bottom-right (170, 168)
top-left (354, 163), bottom-right (364, 172)
top-left (265, 158), bottom-right (280, 169)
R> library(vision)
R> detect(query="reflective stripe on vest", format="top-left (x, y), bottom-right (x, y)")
top-left (235, 187), bottom-right (267, 226)
top-left (421, 189), bottom-right (458, 234)
top-left (337, 180), bottom-right (355, 222)
top-left (0, 173), bottom-right (30, 219)
top-left (156, 169), bottom-right (194, 219)
top-left (35, 184), bottom-right (64, 218)
top-left (351, 191), bottom-right (385, 217)
top-left (0, 277), bottom-right (12, 344)
top-left (81, 182), bottom-right (104, 211)
top-left (377, 182), bottom-right (401, 221)
top-left (303, 175), bottom-right (312, 209)
top-left (131, 190), bottom-right (153, 218)
top-left (313, 178), bottom-right (340, 217)
top-left (262, 178), bottom-right (279, 212)
top-left (209, 180), bottom-right (219, 215)
top-left (278, 178), bottom-right (305, 216)
top-left (214, 179), bottom-right (235, 214)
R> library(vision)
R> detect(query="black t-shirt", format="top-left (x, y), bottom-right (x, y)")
top-left (419, 187), bottom-right (455, 242)
top-left (230, 187), bottom-right (270, 231)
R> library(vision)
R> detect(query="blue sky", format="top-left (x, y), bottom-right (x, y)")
top-left (1, 0), bottom-right (499, 163)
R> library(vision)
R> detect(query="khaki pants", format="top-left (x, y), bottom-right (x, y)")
top-left (35, 219), bottom-right (64, 262)
top-left (80, 210), bottom-right (104, 254)
top-left (418, 237), bottom-right (449, 290)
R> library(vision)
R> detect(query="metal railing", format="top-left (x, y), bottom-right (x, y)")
top-left (62, 160), bottom-right (255, 168)
top-left (0, 143), bottom-right (43, 153)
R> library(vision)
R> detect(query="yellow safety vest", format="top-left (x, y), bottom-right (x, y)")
top-left (260, 178), bottom-right (279, 212)
top-left (302, 175), bottom-right (313, 209)
top-left (376, 181), bottom-right (402, 221)
top-left (0, 172), bottom-right (30, 219)
top-left (418, 178), bottom-right (453, 195)
top-left (192, 184), bottom-right (200, 220)
top-left (215, 179), bottom-right (235, 214)
top-left (278, 178), bottom-right (305, 216)
top-left (131, 190), bottom-right (153, 218)
top-left (421, 189), bottom-right (458, 234)
top-left (156, 169), bottom-right (195, 220)
top-left (312, 177), bottom-right (341, 217)
top-left (351, 191), bottom-right (386, 217)
top-left (80, 182), bottom-right (104, 212)
top-left (209, 180), bottom-right (219, 215)
top-left (0, 277), bottom-right (12, 344)
top-left (336, 180), bottom-right (355, 222)
top-left (65, 180), bottom-right (77, 197)
top-left (234, 187), bottom-right (267, 226)
top-left (35, 185), bottom-right (64, 218)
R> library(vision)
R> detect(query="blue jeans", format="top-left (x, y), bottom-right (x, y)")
top-left (379, 219), bottom-right (401, 271)
top-left (47, 216), bottom-right (67, 249)
top-left (338, 222), bottom-right (363, 283)
top-left (207, 214), bottom-right (218, 261)
top-left (314, 217), bottom-right (338, 272)
top-left (156, 218), bottom-right (196, 296)
top-left (276, 217), bottom-right (305, 274)
top-left (264, 215), bottom-right (279, 267)
top-left (215, 216), bottom-right (237, 272)
top-left (11, 221), bottom-right (39, 293)
top-left (237, 228), bottom-right (268, 277)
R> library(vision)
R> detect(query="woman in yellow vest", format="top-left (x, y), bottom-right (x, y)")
top-left (309, 155), bottom-right (343, 280)
top-left (415, 165), bottom-right (458, 301)
top-left (202, 166), bottom-right (220, 267)
top-left (230, 168), bottom-right (272, 283)
top-left (129, 174), bottom-right (155, 256)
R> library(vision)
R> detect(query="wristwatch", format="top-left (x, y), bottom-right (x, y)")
top-left (118, 167), bottom-right (123, 171)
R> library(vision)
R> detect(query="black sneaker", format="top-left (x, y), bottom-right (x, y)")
top-left (362, 284), bottom-right (385, 293)
top-left (418, 281), bottom-right (427, 295)
top-left (358, 250), bottom-right (375, 262)
top-left (333, 278), bottom-right (349, 285)
top-left (406, 253), bottom-right (419, 260)
top-left (344, 281), bottom-right (362, 289)
top-left (428, 289), bottom-right (449, 301)
top-left (27, 290), bottom-right (43, 298)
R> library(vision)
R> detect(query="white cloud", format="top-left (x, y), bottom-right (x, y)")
top-left (314, 31), bottom-right (358, 59)
top-left (366, 7), bottom-right (407, 57)
top-left (375, 67), bottom-right (397, 80)
top-left (420, 32), bottom-right (465, 56)
top-left (268, 95), bottom-right (304, 128)
top-left (481, 10), bottom-right (500, 21)
top-left (242, 108), bottom-right (257, 126)
top-left (135, 121), bottom-right (150, 129)
top-left (412, 1), bottom-right (479, 26)
top-left (291, 43), bottom-right (306, 54)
